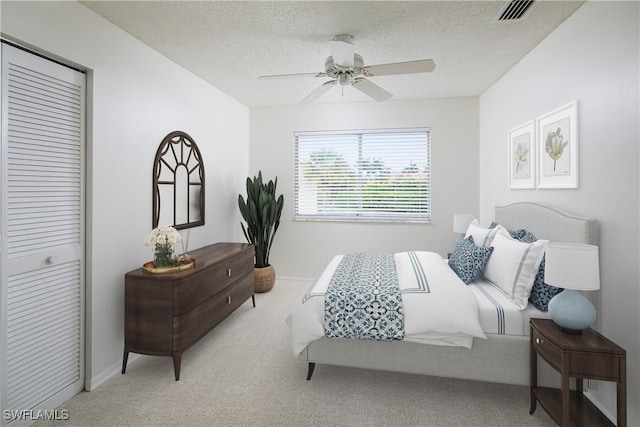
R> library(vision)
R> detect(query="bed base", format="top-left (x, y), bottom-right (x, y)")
top-left (300, 334), bottom-right (564, 387)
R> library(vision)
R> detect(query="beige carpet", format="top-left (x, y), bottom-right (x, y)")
top-left (38, 280), bottom-right (554, 427)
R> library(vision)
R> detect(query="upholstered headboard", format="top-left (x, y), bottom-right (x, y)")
top-left (495, 203), bottom-right (598, 245)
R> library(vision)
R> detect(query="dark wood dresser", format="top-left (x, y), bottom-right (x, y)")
top-left (122, 242), bottom-right (255, 380)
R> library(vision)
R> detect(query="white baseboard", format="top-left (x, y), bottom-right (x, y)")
top-left (85, 353), bottom-right (141, 391)
top-left (276, 276), bottom-right (313, 283)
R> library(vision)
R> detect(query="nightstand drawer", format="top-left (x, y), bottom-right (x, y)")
top-left (532, 327), bottom-right (561, 367)
top-left (570, 353), bottom-right (620, 380)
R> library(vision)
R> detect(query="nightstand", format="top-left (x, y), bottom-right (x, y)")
top-left (530, 318), bottom-right (626, 427)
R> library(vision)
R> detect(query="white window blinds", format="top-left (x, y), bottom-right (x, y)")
top-left (294, 128), bottom-right (431, 222)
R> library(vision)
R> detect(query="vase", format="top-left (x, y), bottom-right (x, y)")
top-left (254, 265), bottom-right (275, 293)
top-left (154, 243), bottom-right (174, 268)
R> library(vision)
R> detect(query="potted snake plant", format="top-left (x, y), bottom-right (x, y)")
top-left (238, 171), bottom-right (284, 292)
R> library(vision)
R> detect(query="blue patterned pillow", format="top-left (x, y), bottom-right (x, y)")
top-left (491, 224), bottom-right (563, 311)
top-left (509, 228), bottom-right (537, 243)
top-left (528, 257), bottom-right (563, 311)
top-left (490, 222), bottom-right (537, 243)
top-left (449, 236), bottom-right (494, 284)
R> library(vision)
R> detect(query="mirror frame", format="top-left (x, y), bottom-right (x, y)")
top-left (152, 131), bottom-right (205, 230)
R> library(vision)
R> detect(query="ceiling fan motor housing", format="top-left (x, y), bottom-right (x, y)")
top-left (325, 53), bottom-right (364, 84)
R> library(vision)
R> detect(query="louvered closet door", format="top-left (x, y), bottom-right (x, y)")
top-left (1, 43), bottom-right (85, 422)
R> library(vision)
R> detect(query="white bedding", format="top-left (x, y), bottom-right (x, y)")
top-left (287, 251), bottom-right (487, 356)
top-left (468, 280), bottom-right (550, 336)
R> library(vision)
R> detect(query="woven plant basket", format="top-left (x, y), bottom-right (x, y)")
top-left (254, 265), bottom-right (276, 293)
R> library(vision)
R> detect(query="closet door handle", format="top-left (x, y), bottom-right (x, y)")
top-left (46, 256), bottom-right (59, 265)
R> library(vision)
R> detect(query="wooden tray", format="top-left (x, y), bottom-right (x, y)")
top-left (143, 258), bottom-right (195, 274)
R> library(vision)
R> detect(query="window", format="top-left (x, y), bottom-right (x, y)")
top-left (294, 128), bottom-right (431, 223)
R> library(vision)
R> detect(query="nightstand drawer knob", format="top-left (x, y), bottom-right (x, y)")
top-left (227, 268), bottom-right (232, 277)
top-left (536, 337), bottom-right (543, 344)
top-left (227, 296), bottom-right (232, 305)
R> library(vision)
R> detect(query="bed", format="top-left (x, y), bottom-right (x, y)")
top-left (286, 202), bottom-right (598, 386)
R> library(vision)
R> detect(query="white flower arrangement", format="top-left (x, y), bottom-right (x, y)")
top-left (145, 226), bottom-right (182, 246)
top-left (145, 226), bottom-right (182, 267)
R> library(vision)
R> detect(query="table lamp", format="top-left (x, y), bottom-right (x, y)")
top-left (453, 213), bottom-right (475, 238)
top-left (545, 242), bottom-right (600, 334)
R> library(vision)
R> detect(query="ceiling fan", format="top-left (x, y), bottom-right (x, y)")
top-left (258, 34), bottom-right (436, 103)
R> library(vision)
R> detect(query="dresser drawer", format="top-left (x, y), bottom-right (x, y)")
top-left (173, 270), bottom-right (254, 351)
top-left (532, 327), bottom-right (561, 368)
top-left (173, 249), bottom-right (253, 315)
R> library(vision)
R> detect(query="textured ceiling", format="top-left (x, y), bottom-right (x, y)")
top-left (81, 1), bottom-right (584, 107)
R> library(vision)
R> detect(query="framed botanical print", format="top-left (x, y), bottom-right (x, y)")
top-left (508, 121), bottom-right (535, 189)
top-left (537, 101), bottom-right (578, 189)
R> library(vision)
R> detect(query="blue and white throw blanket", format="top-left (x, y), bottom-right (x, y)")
top-left (287, 251), bottom-right (486, 356)
top-left (323, 253), bottom-right (404, 341)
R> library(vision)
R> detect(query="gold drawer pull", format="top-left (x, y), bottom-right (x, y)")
top-left (227, 296), bottom-right (232, 305)
top-left (227, 268), bottom-right (232, 277)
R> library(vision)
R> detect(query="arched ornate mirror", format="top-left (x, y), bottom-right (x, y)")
top-left (153, 131), bottom-right (205, 230)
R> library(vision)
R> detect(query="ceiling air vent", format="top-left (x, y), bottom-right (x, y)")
top-left (498, 0), bottom-right (535, 21)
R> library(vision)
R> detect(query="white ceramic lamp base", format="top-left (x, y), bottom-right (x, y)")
top-left (548, 289), bottom-right (596, 334)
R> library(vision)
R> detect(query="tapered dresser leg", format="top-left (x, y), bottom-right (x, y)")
top-left (172, 352), bottom-right (182, 381)
top-left (122, 348), bottom-right (129, 374)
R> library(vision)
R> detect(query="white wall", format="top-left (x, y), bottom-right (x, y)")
top-left (1, 1), bottom-right (250, 388)
top-left (5, 0), bottom-right (637, 422)
top-left (250, 97), bottom-right (478, 279)
top-left (479, 1), bottom-right (639, 424)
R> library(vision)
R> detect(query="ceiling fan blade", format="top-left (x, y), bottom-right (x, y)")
top-left (329, 35), bottom-right (355, 68)
top-left (363, 59), bottom-right (436, 77)
top-left (352, 78), bottom-right (392, 102)
top-left (259, 71), bottom-right (327, 80)
top-left (301, 80), bottom-right (337, 104)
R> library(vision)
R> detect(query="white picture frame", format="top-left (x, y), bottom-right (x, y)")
top-left (536, 101), bottom-right (578, 189)
top-left (508, 121), bottom-right (535, 189)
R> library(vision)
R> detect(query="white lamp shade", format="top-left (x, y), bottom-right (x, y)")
top-left (453, 214), bottom-right (475, 234)
top-left (544, 242), bottom-right (600, 291)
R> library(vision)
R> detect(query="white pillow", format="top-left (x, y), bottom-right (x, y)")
top-left (465, 220), bottom-right (506, 247)
top-left (483, 230), bottom-right (548, 310)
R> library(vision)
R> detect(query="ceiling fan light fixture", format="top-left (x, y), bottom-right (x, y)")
top-left (337, 73), bottom-right (352, 86)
